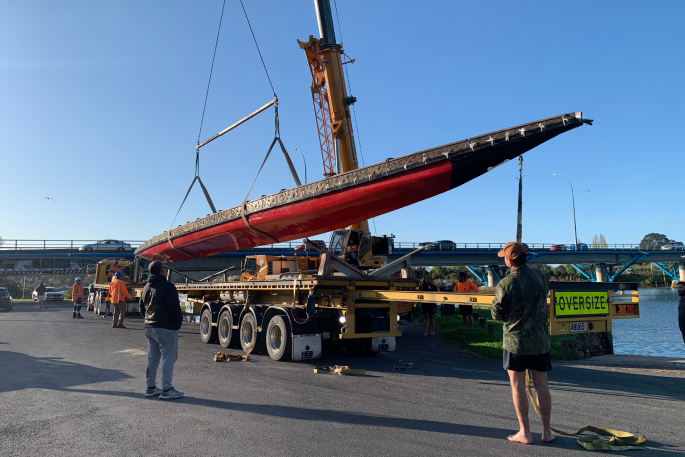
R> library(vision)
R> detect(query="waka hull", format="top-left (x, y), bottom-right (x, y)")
top-left (137, 112), bottom-right (588, 262)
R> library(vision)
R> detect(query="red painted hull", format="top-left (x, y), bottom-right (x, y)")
top-left (137, 112), bottom-right (587, 262)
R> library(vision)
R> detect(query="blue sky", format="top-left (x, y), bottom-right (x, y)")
top-left (1, 0), bottom-right (683, 247)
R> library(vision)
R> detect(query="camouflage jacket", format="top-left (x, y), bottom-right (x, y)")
top-left (491, 264), bottom-right (550, 355)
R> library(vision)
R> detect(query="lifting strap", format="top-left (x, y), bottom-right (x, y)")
top-left (165, 150), bottom-right (218, 259)
top-left (525, 370), bottom-right (647, 451)
top-left (240, 105), bottom-right (301, 243)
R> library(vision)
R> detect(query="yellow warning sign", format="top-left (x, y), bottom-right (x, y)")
top-left (554, 291), bottom-right (609, 317)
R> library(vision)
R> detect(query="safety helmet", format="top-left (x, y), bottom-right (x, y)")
top-left (114, 260), bottom-right (119, 264)
top-left (75, 277), bottom-right (82, 281)
top-left (115, 271), bottom-right (122, 278)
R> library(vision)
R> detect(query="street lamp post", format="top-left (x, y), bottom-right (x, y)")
top-left (293, 148), bottom-right (307, 184)
top-left (554, 173), bottom-right (578, 250)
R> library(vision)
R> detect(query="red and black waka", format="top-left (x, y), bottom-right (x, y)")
top-left (137, 112), bottom-right (590, 262)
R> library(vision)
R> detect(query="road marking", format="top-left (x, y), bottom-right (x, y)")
top-left (116, 349), bottom-right (146, 356)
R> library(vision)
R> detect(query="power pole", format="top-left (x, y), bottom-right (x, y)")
top-left (516, 156), bottom-right (523, 244)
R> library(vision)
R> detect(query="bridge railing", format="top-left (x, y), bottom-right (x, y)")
top-left (392, 242), bottom-right (643, 251)
top-left (0, 239), bottom-right (646, 252)
top-left (0, 240), bottom-right (145, 251)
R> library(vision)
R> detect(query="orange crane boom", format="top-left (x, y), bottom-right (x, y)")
top-left (298, 0), bottom-right (368, 233)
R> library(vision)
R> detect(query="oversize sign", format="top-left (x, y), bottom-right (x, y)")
top-left (554, 291), bottom-right (609, 317)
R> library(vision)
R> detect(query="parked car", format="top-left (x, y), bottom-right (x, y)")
top-left (79, 240), bottom-right (133, 252)
top-left (32, 287), bottom-right (65, 301)
top-left (420, 240), bottom-right (457, 251)
top-left (566, 243), bottom-right (589, 251)
top-left (294, 240), bottom-right (327, 251)
top-left (661, 241), bottom-right (685, 250)
top-left (549, 244), bottom-right (566, 251)
top-left (0, 287), bottom-right (12, 311)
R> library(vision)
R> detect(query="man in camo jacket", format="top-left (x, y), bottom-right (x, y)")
top-left (491, 242), bottom-right (553, 445)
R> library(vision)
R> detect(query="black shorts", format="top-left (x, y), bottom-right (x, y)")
top-left (459, 305), bottom-right (473, 316)
top-left (74, 298), bottom-right (82, 304)
top-left (503, 349), bottom-right (552, 372)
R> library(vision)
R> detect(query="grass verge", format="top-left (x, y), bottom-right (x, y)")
top-left (418, 306), bottom-right (583, 362)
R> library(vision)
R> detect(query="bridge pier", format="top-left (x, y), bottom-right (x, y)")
top-left (595, 266), bottom-right (608, 282)
top-left (487, 268), bottom-right (500, 287)
top-left (672, 264), bottom-right (685, 288)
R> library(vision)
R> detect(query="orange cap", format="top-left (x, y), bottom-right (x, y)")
top-left (497, 242), bottom-right (527, 260)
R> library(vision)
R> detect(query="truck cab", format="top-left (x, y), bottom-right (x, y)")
top-left (328, 230), bottom-right (393, 268)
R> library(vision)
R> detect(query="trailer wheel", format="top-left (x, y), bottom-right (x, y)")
top-left (345, 338), bottom-right (379, 356)
top-left (200, 309), bottom-right (218, 344)
top-left (266, 316), bottom-right (292, 361)
top-left (218, 310), bottom-right (238, 348)
top-left (240, 313), bottom-right (264, 354)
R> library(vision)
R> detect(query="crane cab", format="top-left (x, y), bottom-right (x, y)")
top-left (328, 230), bottom-right (393, 269)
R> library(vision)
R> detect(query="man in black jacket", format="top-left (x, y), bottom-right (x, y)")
top-left (140, 261), bottom-right (184, 400)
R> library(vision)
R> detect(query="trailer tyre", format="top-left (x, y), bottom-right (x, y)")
top-left (200, 309), bottom-right (218, 344)
top-left (266, 316), bottom-right (292, 361)
top-left (218, 310), bottom-right (238, 348)
top-left (240, 313), bottom-right (264, 354)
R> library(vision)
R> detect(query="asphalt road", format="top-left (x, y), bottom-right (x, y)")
top-left (1, 302), bottom-right (683, 457)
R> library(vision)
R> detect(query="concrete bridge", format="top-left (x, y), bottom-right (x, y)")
top-left (1, 239), bottom-right (683, 285)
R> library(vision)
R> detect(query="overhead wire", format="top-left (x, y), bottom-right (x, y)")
top-left (239, 0), bottom-right (276, 97)
top-left (333, 0), bottom-right (377, 236)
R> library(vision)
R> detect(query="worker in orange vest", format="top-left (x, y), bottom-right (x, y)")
top-left (72, 277), bottom-right (84, 319)
top-left (454, 271), bottom-right (479, 328)
top-left (109, 271), bottom-right (131, 328)
top-left (107, 261), bottom-right (121, 283)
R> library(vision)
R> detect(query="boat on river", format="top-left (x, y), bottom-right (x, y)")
top-left (136, 112), bottom-right (590, 262)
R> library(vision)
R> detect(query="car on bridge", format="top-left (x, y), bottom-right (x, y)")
top-left (549, 244), bottom-right (566, 251)
top-left (0, 288), bottom-right (12, 311)
top-left (566, 243), bottom-right (589, 251)
top-left (294, 240), bottom-right (327, 251)
top-left (79, 240), bottom-right (133, 252)
top-left (420, 240), bottom-right (456, 251)
top-left (32, 287), bottom-right (64, 301)
top-left (662, 241), bottom-right (685, 250)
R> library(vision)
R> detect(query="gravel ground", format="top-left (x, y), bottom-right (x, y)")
top-left (1, 302), bottom-right (683, 456)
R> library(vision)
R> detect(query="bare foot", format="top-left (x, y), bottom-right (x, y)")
top-left (422, 332), bottom-right (428, 336)
top-left (541, 431), bottom-right (556, 443)
top-left (431, 332), bottom-right (436, 336)
top-left (507, 431), bottom-right (533, 444)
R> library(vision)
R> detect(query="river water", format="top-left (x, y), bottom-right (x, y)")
top-left (612, 287), bottom-right (684, 358)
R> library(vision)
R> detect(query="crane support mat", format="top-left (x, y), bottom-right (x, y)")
top-left (137, 112), bottom-right (590, 262)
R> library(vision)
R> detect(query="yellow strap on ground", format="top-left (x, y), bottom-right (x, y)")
top-left (314, 365), bottom-right (366, 375)
top-left (525, 370), bottom-right (647, 451)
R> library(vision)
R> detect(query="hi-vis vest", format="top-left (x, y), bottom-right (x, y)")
top-left (72, 283), bottom-right (83, 299)
top-left (107, 264), bottom-right (120, 278)
top-left (454, 280), bottom-right (479, 293)
top-left (108, 279), bottom-right (129, 304)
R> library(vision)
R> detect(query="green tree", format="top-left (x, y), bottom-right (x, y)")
top-left (639, 233), bottom-right (671, 250)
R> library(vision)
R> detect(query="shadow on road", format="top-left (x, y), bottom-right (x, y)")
top-left (302, 344), bottom-right (685, 405)
top-left (0, 351), bottom-right (132, 393)
top-left (59, 386), bottom-right (581, 448)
